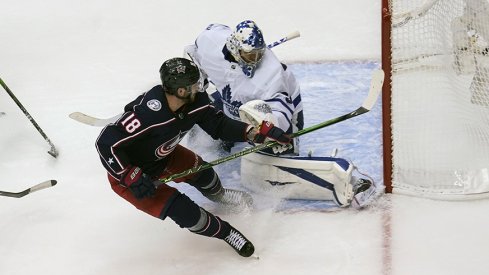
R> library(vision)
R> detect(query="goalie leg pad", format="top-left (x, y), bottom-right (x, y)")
top-left (240, 153), bottom-right (355, 206)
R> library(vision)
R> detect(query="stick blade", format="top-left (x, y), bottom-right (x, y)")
top-left (286, 31), bottom-right (301, 40)
top-left (69, 112), bottom-right (99, 126)
top-left (0, 180), bottom-right (57, 198)
top-left (30, 180), bottom-right (57, 193)
top-left (361, 69), bottom-right (384, 111)
top-left (69, 112), bottom-right (120, 127)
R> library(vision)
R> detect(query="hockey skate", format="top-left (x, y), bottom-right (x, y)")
top-left (353, 178), bottom-right (372, 195)
top-left (351, 178), bottom-right (377, 209)
top-left (223, 227), bottom-right (255, 257)
top-left (212, 188), bottom-right (254, 208)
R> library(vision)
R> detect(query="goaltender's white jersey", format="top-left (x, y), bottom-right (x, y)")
top-left (186, 23), bottom-right (303, 133)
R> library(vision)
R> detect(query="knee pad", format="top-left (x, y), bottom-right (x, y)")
top-left (165, 193), bottom-right (202, 228)
top-left (187, 167), bottom-right (222, 196)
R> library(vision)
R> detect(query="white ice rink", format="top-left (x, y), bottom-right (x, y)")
top-left (1, 1), bottom-right (489, 274)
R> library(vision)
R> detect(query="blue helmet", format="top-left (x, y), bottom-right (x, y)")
top-left (226, 20), bottom-right (266, 78)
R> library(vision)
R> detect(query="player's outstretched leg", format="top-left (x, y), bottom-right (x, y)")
top-left (165, 192), bottom-right (255, 257)
top-left (188, 167), bottom-right (253, 207)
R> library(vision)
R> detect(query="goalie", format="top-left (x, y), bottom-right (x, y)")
top-left (184, 20), bottom-right (378, 208)
top-left (452, 0), bottom-right (489, 106)
top-left (184, 20), bottom-right (303, 155)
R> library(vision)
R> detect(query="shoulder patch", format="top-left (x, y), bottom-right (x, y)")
top-left (147, 99), bottom-right (162, 111)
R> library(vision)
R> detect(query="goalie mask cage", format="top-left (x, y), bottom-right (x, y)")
top-left (381, 0), bottom-right (489, 199)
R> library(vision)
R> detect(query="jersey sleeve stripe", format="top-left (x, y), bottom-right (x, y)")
top-left (292, 94), bottom-right (302, 108)
top-left (264, 98), bottom-right (294, 116)
top-left (274, 110), bottom-right (293, 129)
top-left (187, 104), bottom-right (212, 115)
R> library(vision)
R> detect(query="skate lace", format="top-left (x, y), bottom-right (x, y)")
top-left (222, 189), bottom-right (243, 204)
top-left (224, 229), bottom-right (247, 250)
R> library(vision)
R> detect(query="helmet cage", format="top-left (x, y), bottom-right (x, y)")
top-left (226, 20), bottom-right (265, 78)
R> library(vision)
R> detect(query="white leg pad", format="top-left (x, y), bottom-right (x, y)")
top-left (240, 153), bottom-right (355, 206)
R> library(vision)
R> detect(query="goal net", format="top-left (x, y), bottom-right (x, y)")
top-left (382, 0), bottom-right (489, 199)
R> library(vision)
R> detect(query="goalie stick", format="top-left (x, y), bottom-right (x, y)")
top-left (69, 31), bottom-right (301, 127)
top-left (267, 30), bottom-right (300, 48)
top-left (0, 77), bottom-right (58, 158)
top-left (0, 180), bottom-right (57, 198)
top-left (157, 69), bottom-right (385, 185)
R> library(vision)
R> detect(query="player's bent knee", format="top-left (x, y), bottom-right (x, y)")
top-left (187, 166), bottom-right (221, 192)
top-left (165, 193), bottom-right (202, 228)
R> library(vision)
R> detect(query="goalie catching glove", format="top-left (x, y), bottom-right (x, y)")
top-left (121, 166), bottom-right (156, 199)
top-left (247, 120), bottom-right (292, 148)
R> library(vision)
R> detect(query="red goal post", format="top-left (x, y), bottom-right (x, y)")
top-left (381, 0), bottom-right (489, 199)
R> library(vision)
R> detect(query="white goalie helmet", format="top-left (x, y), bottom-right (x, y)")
top-left (226, 20), bottom-right (266, 78)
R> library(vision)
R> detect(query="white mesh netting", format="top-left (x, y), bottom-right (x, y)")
top-left (389, 0), bottom-right (489, 199)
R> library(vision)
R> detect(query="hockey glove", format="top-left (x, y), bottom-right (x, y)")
top-left (122, 166), bottom-right (156, 200)
top-left (252, 121), bottom-right (291, 145)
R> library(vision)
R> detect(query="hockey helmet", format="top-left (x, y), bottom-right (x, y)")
top-left (226, 20), bottom-right (266, 78)
top-left (159, 58), bottom-right (201, 93)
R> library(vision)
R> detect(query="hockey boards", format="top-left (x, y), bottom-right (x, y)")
top-left (0, 180), bottom-right (57, 198)
top-left (68, 112), bottom-right (121, 127)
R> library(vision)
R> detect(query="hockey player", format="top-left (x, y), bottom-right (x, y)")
top-left (95, 58), bottom-right (291, 257)
top-left (452, 0), bottom-right (489, 106)
top-left (185, 20), bottom-right (303, 154)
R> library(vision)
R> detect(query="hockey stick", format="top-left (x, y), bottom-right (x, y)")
top-left (157, 69), bottom-right (385, 184)
top-left (0, 180), bottom-right (57, 198)
top-left (267, 31), bottom-right (300, 48)
top-left (69, 112), bottom-right (121, 127)
top-left (0, 78), bottom-right (58, 158)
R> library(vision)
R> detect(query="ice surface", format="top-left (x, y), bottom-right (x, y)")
top-left (1, 1), bottom-right (489, 275)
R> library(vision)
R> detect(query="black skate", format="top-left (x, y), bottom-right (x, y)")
top-left (223, 228), bottom-right (255, 257)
